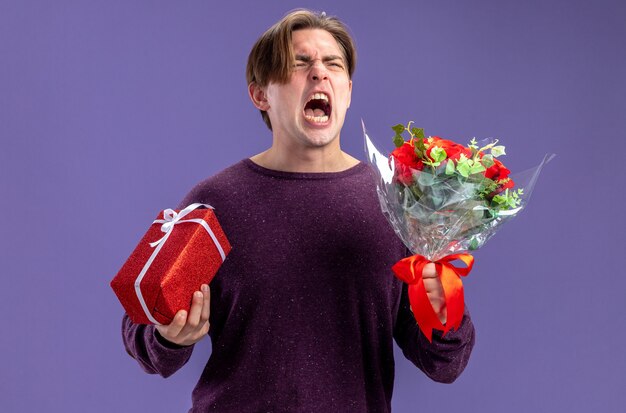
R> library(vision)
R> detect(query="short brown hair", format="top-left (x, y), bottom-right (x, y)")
top-left (246, 9), bottom-right (357, 130)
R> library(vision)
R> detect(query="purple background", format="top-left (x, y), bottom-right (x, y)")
top-left (1, 1), bottom-right (624, 412)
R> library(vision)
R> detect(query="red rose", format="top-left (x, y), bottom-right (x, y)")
top-left (394, 163), bottom-right (417, 185)
top-left (484, 158), bottom-right (515, 195)
top-left (390, 142), bottom-right (424, 185)
top-left (391, 142), bottom-right (421, 168)
top-left (427, 137), bottom-right (472, 161)
top-left (484, 158), bottom-right (511, 181)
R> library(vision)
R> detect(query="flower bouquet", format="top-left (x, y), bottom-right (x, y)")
top-left (364, 120), bottom-right (553, 341)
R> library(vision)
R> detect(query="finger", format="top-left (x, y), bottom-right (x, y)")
top-left (186, 291), bottom-right (204, 329)
top-left (165, 309), bottom-right (187, 338)
top-left (422, 263), bottom-right (438, 278)
top-left (200, 284), bottom-right (211, 323)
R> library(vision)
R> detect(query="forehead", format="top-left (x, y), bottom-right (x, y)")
top-left (291, 29), bottom-right (343, 57)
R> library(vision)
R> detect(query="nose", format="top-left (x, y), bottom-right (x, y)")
top-left (309, 60), bottom-right (328, 81)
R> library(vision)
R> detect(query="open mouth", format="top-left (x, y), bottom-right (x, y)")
top-left (304, 93), bottom-right (331, 124)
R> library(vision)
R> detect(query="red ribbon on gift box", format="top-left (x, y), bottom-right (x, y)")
top-left (392, 253), bottom-right (474, 342)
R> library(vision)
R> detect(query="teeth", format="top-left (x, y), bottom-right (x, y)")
top-left (308, 92), bottom-right (329, 102)
top-left (304, 93), bottom-right (330, 123)
top-left (304, 114), bottom-right (329, 123)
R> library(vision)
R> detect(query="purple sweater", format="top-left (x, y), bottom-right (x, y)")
top-left (122, 159), bottom-right (475, 412)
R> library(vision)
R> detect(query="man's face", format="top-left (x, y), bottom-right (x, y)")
top-left (263, 29), bottom-right (352, 149)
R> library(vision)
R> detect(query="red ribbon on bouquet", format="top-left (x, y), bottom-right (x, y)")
top-left (392, 253), bottom-right (474, 342)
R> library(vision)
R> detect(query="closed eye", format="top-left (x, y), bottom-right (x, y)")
top-left (325, 58), bottom-right (345, 70)
top-left (294, 54), bottom-right (311, 68)
top-left (294, 54), bottom-right (345, 70)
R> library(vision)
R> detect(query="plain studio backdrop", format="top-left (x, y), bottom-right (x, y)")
top-left (1, 1), bottom-right (624, 412)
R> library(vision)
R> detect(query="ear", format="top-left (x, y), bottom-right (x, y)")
top-left (346, 79), bottom-right (353, 109)
top-left (248, 82), bottom-right (270, 111)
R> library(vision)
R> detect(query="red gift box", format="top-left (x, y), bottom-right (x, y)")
top-left (110, 203), bottom-right (231, 325)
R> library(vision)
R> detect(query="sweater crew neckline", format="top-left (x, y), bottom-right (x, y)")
top-left (242, 158), bottom-right (367, 180)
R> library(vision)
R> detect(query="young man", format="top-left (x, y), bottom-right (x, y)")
top-left (122, 10), bottom-right (475, 412)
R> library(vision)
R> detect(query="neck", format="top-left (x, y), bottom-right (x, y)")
top-left (251, 137), bottom-right (359, 173)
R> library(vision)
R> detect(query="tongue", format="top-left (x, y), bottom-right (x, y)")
top-left (305, 108), bottom-right (326, 117)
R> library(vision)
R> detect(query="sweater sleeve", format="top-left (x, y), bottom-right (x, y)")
top-left (393, 283), bottom-right (475, 383)
top-left (121, 314), bottom-right (195, 378)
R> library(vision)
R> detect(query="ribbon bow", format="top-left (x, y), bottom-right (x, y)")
top-left (392, 253), bottom-right (474, 342)
top-left (149, 203), bottom-right (212, 248)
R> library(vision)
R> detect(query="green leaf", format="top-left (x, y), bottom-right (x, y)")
top-left (414, 135), bottom-right (427, 154)
top-left (392, 124), bottom-right (405, 134)
top-left (411, 127), bottom-right (425, 140)
top-left (490, 188), bottom-right (523, 210)
top-left (445, 159), bottom-right (456, 175)
top-left (393, 134), bottom-right (404, 148)
top-left (491, 145), bottom-right (506, 158)
top-left (477, 178), bottom-right (497, 200)
top-left (481, 154), bottom-right (495, 168)
top-left (457, 162), bottom-right (470, 178)
top-left (414, 145), bottom-right (424, 159)
top-left (430, 146), bottom-right (447, 163)
top-left (469, 238), bottom-right (479, 250)
top-left (491, 195), bottom-right (506, 206)
top-left (469, 162), bottom-right (486, 175)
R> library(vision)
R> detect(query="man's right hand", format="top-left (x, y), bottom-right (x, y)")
top-left (155, 284), bottom-right (211, 347)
